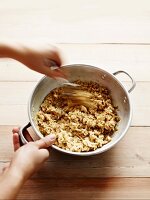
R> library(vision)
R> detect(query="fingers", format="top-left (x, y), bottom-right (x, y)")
top-left (12, 127), bottom-right (33, 151)
top-left (42, 65), bottom-right (66, 79)
top-left (12, 127), bottom-right (20, 134)
top-left (35, 134), bottom-right (56, 149)
top-left (13, 133), bottom-right (20, 151)
top-left (39, 149), bottom-right (50, 161)
top-left (12, 127), bottom-right (20, 151)
top-left (48, 49), bottom-right (62, 67)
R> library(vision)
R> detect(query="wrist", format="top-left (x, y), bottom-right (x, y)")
top-left (6, 167), bottom-right (26, 187)
top-left (0, 166), bottom-right (26, 199)
top-left (0, 41), bottom-right (24, 61)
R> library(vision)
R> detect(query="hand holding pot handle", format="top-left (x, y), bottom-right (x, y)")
top-left (19, 123), bottom-right (34, 145)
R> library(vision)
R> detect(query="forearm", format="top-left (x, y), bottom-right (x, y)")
top-left (0, 168), bottom-right (25, 199)
top-left (0, 41), bottom-right (23, 61)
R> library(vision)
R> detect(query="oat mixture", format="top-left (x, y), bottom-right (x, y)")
top-left (36, 81), bottom-right (120, 152)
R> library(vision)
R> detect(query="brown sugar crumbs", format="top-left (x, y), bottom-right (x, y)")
top-left (36, 80), bottom-right (120, 152)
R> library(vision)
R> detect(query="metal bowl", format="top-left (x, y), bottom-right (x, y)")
top-left (19, 64), bottom-right (136, 156)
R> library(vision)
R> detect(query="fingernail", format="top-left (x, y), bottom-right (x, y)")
top-left (49, 134), bottom-right (56, 140)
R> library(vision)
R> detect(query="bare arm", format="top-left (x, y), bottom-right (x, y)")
top-left (0, 41), bottom-right (20, 59)
top-left (0, 168), bottom-right (24, 200)
top-left (0, 41), bottom-right (65, 78)
top-left (0, 128), bottom-right (55, 199)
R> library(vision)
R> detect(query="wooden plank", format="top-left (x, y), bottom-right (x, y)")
top-left (0, 2), bottom-right (149, 199)
top-left (0, 81), bottom-right (149, 126)
top-left (0, 126), bottom-right (150, 177)
top-left (0, 105), bottom-right (28, 125)
top-left (1, 16), bottom-right (150, 44)
top-left (0, 60), bottom-right (42, 82)
top-left (0, 1), bottom-right (150, 43)
top-left (16, 178), bottom-right (150, 200)
top-left (0, 82), bottom-right (36, 105)
top-left (0, 44), bottom-right (150, 81)
top-left (1, 0), bottom-right (150, 13)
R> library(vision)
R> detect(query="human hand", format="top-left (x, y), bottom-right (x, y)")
top-left (0, 128), bottom-right (55, 199)
top-left (8, 127), bottom-right (55, 182)
top-left (0, 41), bottom-right (65, 78)
top-left (16, 43), bottom-right (65, 78)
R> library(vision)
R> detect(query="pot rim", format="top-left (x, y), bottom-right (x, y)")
top-left (28, 64), bottom-right (133, 156)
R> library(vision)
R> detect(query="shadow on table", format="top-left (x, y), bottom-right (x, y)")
top-left (18, 146), bottom-right (121, 200)
top-left (38, 145), bottom-right (120, 178)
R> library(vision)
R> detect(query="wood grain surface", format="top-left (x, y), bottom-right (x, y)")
top-left (0, 0), bottom-right (150, 199)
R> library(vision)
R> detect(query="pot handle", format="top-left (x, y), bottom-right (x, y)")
top-left (19, 122), bottom-right (32, 145)
top-left (113, 70), bottom-right (136, 93)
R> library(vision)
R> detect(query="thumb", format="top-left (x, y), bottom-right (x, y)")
top-left (35, 134), bottom-right (56, 149)
top-left (44, 66), bottom-right (66, 79)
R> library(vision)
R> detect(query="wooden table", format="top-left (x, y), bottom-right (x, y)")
top-left (0, 0), bottom-right (150, 199)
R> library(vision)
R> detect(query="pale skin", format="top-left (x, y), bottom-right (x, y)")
top-left (0, 128), bottom-right (56, 200)
top-left (0, 41), bottom-right (64, 199)
top-left (0, 40), bottom-right (65, 78)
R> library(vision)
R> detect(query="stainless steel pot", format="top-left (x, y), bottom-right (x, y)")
top-left (19, 64), bottom-right (136, 156)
